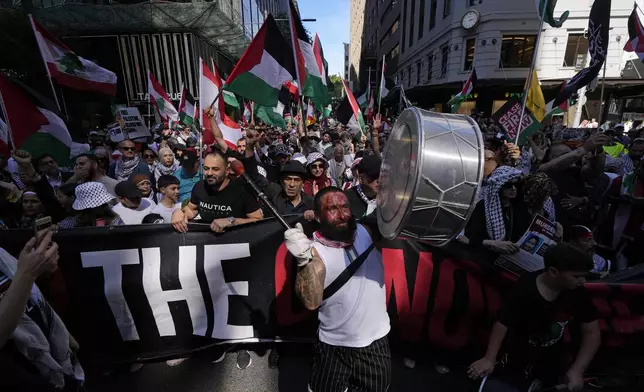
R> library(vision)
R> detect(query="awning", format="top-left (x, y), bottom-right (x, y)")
top-left (2, 1), bottom-right (250, 60)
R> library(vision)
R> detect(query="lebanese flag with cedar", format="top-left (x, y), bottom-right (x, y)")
top-left (200, 58), bottom-right (241, 148)
top-left (29, 15), bottom-right (117, 95)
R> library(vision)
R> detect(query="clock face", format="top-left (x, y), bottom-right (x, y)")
top-left (462, 10), bottom-right (479, 29)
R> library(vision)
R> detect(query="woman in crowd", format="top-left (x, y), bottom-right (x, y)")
top-left (465, 166), bottom-right (525, 254)
top-left (154, 147), bottom-right (180, 183)
top-left (72, 182), bottom-right (123, 227)
top-left (303, 152), bottom-right (335, 196)
top-left (93, 147), bottom-right (111, 175)
top-left (142, 148), bottom-right (158, 173)
top-left (131, 173), bottom-right (156, 204)
top-left (20, 191), bottom-right (46, 229)
top-left (520, 172), bottom-right (557, 223)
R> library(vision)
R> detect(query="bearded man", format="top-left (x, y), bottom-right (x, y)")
top-left (285, 187), bottom-right (390, 392)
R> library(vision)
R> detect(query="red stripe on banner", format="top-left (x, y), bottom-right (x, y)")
top-left (275, 242), bottom-right (314, 325)
top-left (48, 64), bottom-right (116, 96)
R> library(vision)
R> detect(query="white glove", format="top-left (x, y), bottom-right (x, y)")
top-left (284, 223), bottom-right (313, 266)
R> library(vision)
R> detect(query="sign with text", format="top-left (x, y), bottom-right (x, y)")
top-left (0, 218), bottom-right (642, 366)
top-left (495, 214), bottom-right (557, 275)
top-left (116, 107), bottom-right (150, 140)
top-left (493, 99), bottom-right (540, 145)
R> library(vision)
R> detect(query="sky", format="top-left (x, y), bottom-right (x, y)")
top-left (298, 0), bottom-right (350, 77)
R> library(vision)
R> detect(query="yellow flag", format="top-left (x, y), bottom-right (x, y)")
top-left (526, 70), bottom-right (546, 122)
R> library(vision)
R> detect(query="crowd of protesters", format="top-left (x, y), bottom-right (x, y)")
top-left (2, 101), bottom-right (644, 391)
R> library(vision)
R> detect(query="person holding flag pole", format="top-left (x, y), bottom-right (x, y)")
top-left (516, 0), bottom-right (549, 144)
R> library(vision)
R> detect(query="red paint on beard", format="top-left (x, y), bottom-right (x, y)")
top-left (321, 192), bottom-right (350, 226)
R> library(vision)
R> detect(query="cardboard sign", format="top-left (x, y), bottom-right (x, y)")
top-left (495, 214), bottom-right (558, 274)
top-left (492, 99), bottom-right (540, 145)
top-left (116, 107), bottom-right (150, 140)
top-left (107, 121), bottom-right (125, 143)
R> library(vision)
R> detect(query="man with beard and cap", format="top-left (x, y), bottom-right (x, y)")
top-left (173, 150), bottom-right (201, 203)
top-left (112, 181), bottom-right (155, 225)
top-left (565, 225), bottom-right (610, 276)
top-left (32, 154), bottom-right (73, 190)
top-left (344, 154), bottom-right (380, 219)
top-left (171, 148), bottom-right (263, 233)
top-left (284, 186), bottom-right (390, 392)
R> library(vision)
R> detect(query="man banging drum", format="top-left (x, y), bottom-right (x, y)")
top-left (285, 187), bottom-right (391, 392)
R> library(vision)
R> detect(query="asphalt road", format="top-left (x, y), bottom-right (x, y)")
top-left (85, 343), bottom-right (477, 392)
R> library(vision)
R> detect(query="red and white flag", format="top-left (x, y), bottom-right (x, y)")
top-left (199, 58), bottom-right (242, 148)
top-left (148, 72), bottom-right (178, 122)
top-left (29, 15), bottom-right (117, 95)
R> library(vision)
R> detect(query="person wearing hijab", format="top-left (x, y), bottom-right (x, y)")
top-left (142, 148), bottom-right (158, 173)
top-left (132, 173), bottom-right (157, 204)
top-left (153, 147), bottom-right (180, 183)
top-left (303, 152), bottom-right (335, 196)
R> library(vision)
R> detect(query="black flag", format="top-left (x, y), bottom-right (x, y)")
top-left (553, 0), bottom-right (611, 108)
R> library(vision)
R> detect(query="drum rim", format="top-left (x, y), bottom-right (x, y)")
top-left (378, 107), bottom-right (423, 240)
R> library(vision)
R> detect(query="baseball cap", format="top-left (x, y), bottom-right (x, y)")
top-left (115, 181), bottom-right (142, 199)
top-left (357, 154), bottom-right (382, 179)
top-left (180, 150), bottom-right (198, 167)
top-left (275, 144), bottom-right (291, 157)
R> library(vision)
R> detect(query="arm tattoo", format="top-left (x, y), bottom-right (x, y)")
top-left (295, 256), bottom-right (326, 311)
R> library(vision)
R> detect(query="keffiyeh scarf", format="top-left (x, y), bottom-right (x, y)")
top-left (483, 166), bottom-right (523, 241)
top-left (114, 155), bottom-right (141, 181)
top-left (0, 248), bottom-right (84, 388)
top-left (154, 159), bottom-right (180, 182)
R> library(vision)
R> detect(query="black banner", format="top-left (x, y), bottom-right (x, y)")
top-left (1, 217), bottom-right (643, 365)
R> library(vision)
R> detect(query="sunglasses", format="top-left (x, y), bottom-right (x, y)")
top-left (143, 154), bottom-right (155, 158)
top-left (310, 163), bottom-right (324, 169)
top-left (122, 147), bottom-right (136, 152)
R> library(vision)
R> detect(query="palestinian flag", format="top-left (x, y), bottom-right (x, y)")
top-left (29, 15), bottom-right (117, 96)
top-left (322, 104), bottom-right (332, 119)
top-left (449, 68), bottom-right (477, 113)
top-left (306, 100), bottom-right (316, 126)
top-left (225, 15), bottom-right (296, 107)
top-left (149, 71), bottom-right (178, 122)
top-left (379, 56), bottom-right (390, 107)
top-left (256, 89), bottom-right (288, 130)
top-left (336, 79), bottom-right (366, 136)
top-left (310, 33), bottom-right (330, 106)
top-left (365, 91), bottom-right (374, 122)
top-left (357, 69), bottom-right (371, 109)
top-left (289, 0), bottom-right (327, 104)
top-left (177, 85), bottom-right (196, 126)
top-left (243, 102), bottom-right (252, 126)
top-left (624, 6), bottom-right (644, 63)
top-left (0, 73), bottom-right (73, 165)
top-left (543, 81), bottom-right (569, 119)
top-left (285, 80), bottom-right (299, 96)
top-left (535, 0), bottom-right (569, 28)
top-left (200, 58), bottom-right (242, 148)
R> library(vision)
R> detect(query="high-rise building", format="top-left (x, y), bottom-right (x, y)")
top-left (350, 0), bottom-right (402, 96)
top-left (396, 0), bottom-right (642, 120)
top-left (344, 43), bottom-right (351, 82)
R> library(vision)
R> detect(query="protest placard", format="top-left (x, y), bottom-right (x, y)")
top-left (495, 214), bottom-right (557, 274)
top-left (116, 107), bottom-right (150, 139)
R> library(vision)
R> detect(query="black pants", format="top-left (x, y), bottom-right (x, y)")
top-left (309, 336), bottom-right (391, 392)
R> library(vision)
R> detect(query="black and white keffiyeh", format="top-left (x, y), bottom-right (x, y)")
top-left (483, 166), bottom-right (523, 241)
top-left (114, 154), bottom-right (141, 181)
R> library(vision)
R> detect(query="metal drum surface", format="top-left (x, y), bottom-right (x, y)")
top-left (377, 108), bottom-right (484, 246)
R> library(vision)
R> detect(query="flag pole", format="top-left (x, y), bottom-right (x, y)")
top-left (516, 0), bottom-right (548, 144)
top-left (28, 14), bottom-right (62, 113)
top-left (597, 60), bottom-right (608, 125)
top-left (378, 55), bottom-right (385, 115)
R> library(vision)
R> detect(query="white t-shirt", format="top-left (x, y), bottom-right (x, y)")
top-left (313, 224), bottom-right (390, 348)
top-left (151, 202), bottom-right (182, 223)
top-left (112, 199), bottom-right (155, 225)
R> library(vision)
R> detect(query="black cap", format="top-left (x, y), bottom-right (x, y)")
top-left (115, 181), bottom-right (142, 199)
top-left (280, 161), bottom-right (308, 179)
top-left (357, 154), bottom-right (381, 179)
top-left (180, 150), bottom-right (198, 167)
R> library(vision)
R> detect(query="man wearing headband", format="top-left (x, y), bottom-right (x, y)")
top-left (565, 225), bottom-right (610, 276)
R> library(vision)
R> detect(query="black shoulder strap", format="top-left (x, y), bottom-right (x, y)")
top-left (322, 243), bottom-right (376, 301)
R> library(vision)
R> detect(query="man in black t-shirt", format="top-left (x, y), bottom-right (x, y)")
top-left (469, 243), bottom-right (601, 391)
top-left (171, 149), bottom-right (263, 233)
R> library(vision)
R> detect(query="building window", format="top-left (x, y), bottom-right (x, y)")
top-left (427, 55), bottom-right (433, 81)
top-left (402, 0), bottom-right (407, 54)
top-left (387, 44), bottom-right (400, 62)
top-left (408, 66), bottom-right (412, 87)
top-left (380, 19), bottom-right (399, 47)
top-left (563, 34), bottom-right (588, 69)
top-left (499, 35), bottom-right (536, 68)
top-left (443, 0), bottom-right (451, 18)
top-left (418, 0), bottom-right (426, 40)
top-left (430, 0), bottom-right (437, 30)
top-left (381, 1), bottom-right (394, 23)
top-left (463, 38), bottom-right (476, 70)
top-left (408, 0), bottom-right (416, 48)
top-left (416, 62), bottom-right (422, 85)
top-left (441, 45), bottom-right (449, 76)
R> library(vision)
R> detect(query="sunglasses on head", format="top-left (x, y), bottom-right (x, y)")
top-left (122, 147), bottom-right (136, 152)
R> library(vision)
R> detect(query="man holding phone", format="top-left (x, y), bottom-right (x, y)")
top-left (0, 231), bottom-right (84, 391)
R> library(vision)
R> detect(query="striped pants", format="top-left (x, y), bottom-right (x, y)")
top-left (308, 336), bottom-right (391, 392)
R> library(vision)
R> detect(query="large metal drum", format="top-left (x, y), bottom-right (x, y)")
top-left (377, 108), bottom-right (485, 246)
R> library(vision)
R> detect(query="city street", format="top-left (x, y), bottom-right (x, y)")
top-left (86, 343), bottom-right (476, 392)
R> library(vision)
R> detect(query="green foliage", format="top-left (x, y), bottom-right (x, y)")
top-left (329, 74), bottom-right (343, 99)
